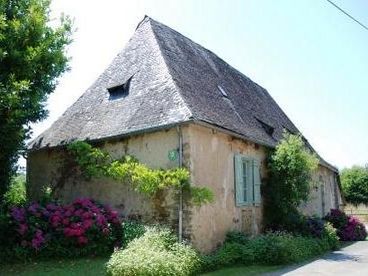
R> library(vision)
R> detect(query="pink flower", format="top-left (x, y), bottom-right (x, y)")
top-left (28, 203), bottom-right (40, 214)
top-left (11, 207), bottom-right (26, 222)
top-left (62, 218), bottom-right (70, 226)
top-left (83, 219), bottom-right (93, 230)
top-left (96, 215), bottom-right (107, 227)
top-left (46, 203), bottom-right (58, 211)
top-left (102, 227), bottom-right (110, 236)
top-left (64, 210), bottom-right (73, 217)
top-left (82, 211), bottom-right (92, 219)
top-left (74, 209), bottom-right (83, 217)
top-left (64, 227), bottom-right (73, 237)
top-left (78, 236), bottom-right (88, 245)
top-left (112, 217), bottom-right (120, 225)
top-left (31, 230), bottom-right (45, 249)
top-left (17, 224), bottom-right (28, 236)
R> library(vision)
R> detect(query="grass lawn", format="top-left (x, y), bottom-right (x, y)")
top-left (0, 258), bottom-right (283, 276)
top-left (202, 265), bottom-right (282, 276)
top-left (0, 257), bottom-right (109, 276)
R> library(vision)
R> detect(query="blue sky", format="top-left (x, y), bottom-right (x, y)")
top-left (26, 0), bottom-right (368, 169)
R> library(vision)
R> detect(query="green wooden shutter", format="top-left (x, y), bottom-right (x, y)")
top-left (253, 160), bottom-right (261, 205)
top-left (244, 160), bottom-right (252, 204)
top-left (234, 155), bottom-right (244, 206)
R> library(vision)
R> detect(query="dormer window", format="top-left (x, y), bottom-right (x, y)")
top-left (217, 85), bottom-right (228, 98)
top-left (256, 118), bottom-right (275, 136)
top-left (108, 76), bottom-right (133, 99)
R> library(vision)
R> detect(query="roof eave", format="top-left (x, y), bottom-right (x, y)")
top-left (27, 120), bottom-right (194, 153)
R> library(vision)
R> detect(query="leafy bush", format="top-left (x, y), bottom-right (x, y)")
top-left (248, 232), bottom-right (325, 265)
top-left (201, 241), bottom-right (254, 271)
top-left (325, 209), bottom-right (348, 231)
top-left (302, 216), bottom-right (325, 238)
top-left (3, 174), bottom-right (27, 206)
top-left (325, 209), bottom-right (367, 241)
top-left (341, 216), bottom-right (367, 241)
top-left (341, 166), bottom-right (368, 205)
top-left (201, 230), bottom-right (338, 272)
top-left (225, 231), bottom-right (250, 245)
top-left (122, 220), bottom-right (146, 247)
top-left (263, 133), bottom-right (318, 230)
top-left (106, 227), bottom-right (201, 276)
top-left (1, 198), bottom-right (122, 262)
top-left (321, 222), bottom-right (339, 250)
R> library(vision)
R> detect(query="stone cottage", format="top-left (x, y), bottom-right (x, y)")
top-left (27, 16), bottom-right (343, 252)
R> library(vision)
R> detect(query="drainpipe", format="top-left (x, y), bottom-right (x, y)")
top-left (177, 126), bottom-right (183, 243)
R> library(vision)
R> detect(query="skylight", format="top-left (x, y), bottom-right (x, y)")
top-left (217, 85), bottom-right (228, 98)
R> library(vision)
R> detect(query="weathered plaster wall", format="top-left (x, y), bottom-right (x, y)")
top-left (182, 124), bottom-right (342, 252)
top-left (27, 128), bottom-right (180, 224)
top-left (182, 124), bottom-right (267, 252)
top-left (299, 166), bottom-right (342, 217)
top-left (27, 123), bottom-right (343, 253)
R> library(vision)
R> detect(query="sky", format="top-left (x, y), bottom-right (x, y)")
top-left (24, 0), bottom-right (368, 170)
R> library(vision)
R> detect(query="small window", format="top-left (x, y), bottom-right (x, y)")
top-left (234, 154), bottom-right (261, 206)
top-left (256, 118), bottom-right (274, 136)
top-left (217, 85), bottom-right (228, 98)
top-left (108, 76), bottom-right (133, 99)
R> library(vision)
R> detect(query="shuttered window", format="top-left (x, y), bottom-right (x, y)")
top-left (234, 154), bottom-right (262, 206)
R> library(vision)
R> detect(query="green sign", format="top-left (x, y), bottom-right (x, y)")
top-left (168, 149), bottom-right (178, 161)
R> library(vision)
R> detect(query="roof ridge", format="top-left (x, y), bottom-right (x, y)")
top-left (148, 19), bottom-right (193, 120)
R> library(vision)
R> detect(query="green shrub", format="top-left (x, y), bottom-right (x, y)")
top-left (3, 174), bottom-right (27, 206)
top-left (325, 209), bottom-right (367, 241)
top-left (263, 133), bottom-right (318, 230)
top-left (122, 221), bottom-right (146, 247)
top-left (225, 231), bottom-right (249, 245)
top-left (201, 242), bottom-right (254, 271)
top-left (106, 227), bottom-right (201, 276)
top-left (201, 230), bottom-right (338, 272)
top-left (321, 222), bottom-right (339, 250)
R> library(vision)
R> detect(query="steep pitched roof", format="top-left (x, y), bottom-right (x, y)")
top-left (29, 16), bottom-right (337, 171)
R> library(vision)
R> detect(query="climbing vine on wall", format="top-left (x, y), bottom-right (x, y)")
top-left (67, 141), bottom-right (214, 206)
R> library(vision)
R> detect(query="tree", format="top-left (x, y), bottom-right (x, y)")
top-left (0, 0), bottom-right (72, 201)
top-left (263, 132), bottom-right (319, 230)
top-left (341, 166), bottom-right (368, 205)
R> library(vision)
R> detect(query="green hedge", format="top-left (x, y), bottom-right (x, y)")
top-left (106, 225), bottom-right (339, 276)
top-left (201, 228), bottom-right (339, 272)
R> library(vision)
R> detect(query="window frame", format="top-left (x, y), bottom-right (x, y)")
top-left (234, 154), bottom-right (262, 207)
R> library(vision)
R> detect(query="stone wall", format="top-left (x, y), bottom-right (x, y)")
top-left (182, 124), bottom-right (342, 252)
top-left (27, 123), bottom-right (342, 253)
top-left (27, 128), bottom-right (181, 225)
top-left (182, 124), bottom-right (266, 252)
top-left (299, 165), bottom-right (342, 217)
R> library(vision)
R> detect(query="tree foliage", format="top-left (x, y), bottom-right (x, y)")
top-left (341, 165), bottom-right (368, 205)
top-left (67, 141), bottom-right (214, 207)
top-left (0, 0), bottom-right (72, 200)
top-left (263, 133), bottom-right (319, 229)
top-left (3, 174), bottom-right (26, 206)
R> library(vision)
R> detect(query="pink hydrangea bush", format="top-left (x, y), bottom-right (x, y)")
top-left (325, 209), bottom-right (367, 241)
top-left (9, 198), bottom-right (122, 256)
